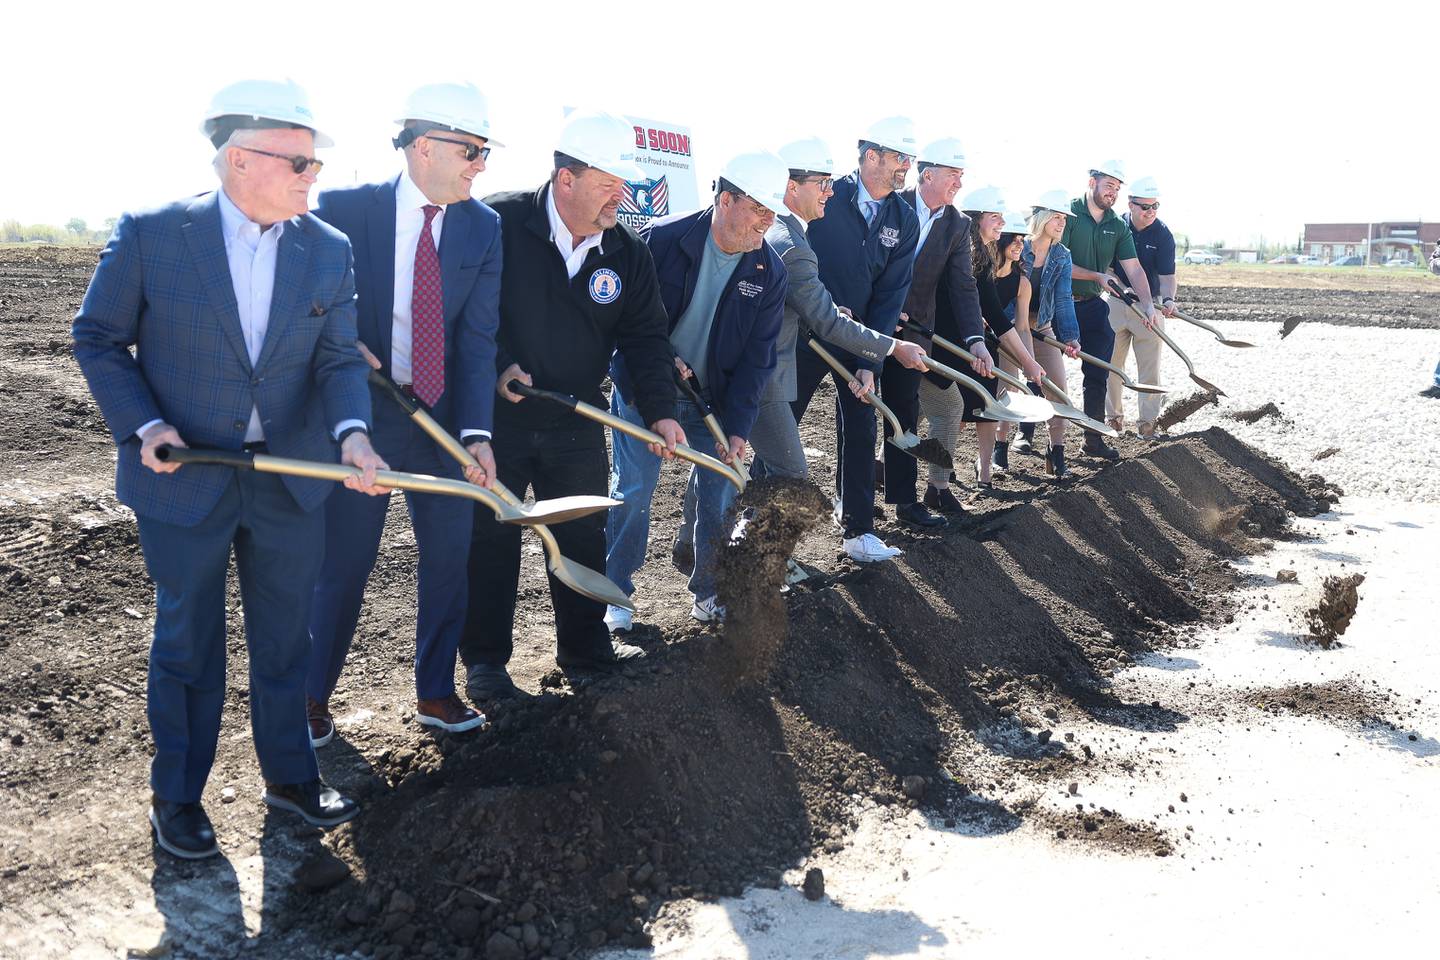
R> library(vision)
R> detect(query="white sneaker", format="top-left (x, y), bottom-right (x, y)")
top-left (843, 532), bottom-right (903, 563)
top-left (603, 604), bottom-right (633, 633)
top-left (691, 596), bottom-right (726, 622)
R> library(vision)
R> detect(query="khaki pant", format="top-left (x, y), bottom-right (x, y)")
top-left (1106, 299), bottom-right (1165, 424)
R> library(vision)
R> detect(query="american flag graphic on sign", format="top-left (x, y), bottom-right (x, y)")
top-left (619, 176), bottom-right (670, 221)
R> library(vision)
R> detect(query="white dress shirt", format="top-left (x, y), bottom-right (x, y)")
top-left (913, 189), bottom-right (946, 260)
top-left (391, 173), bottom-right (488, 442)
top-left (547, 186), bottom-right (603, 280)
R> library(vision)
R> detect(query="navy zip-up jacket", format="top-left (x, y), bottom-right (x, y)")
top-left (804, 171), bottom-right (919, 373)
top-left (611, 208), bottom-right (785, 441)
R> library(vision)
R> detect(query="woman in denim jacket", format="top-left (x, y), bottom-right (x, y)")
top-left (1015, 193), bottom-right (1082, 478)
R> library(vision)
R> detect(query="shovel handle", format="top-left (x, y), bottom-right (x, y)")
top-left (804, 337), bottom-right (907, 438)
top-left (673, 365), bottom-right (751, 484)
top-left (155, 445), bottom-right (254, 470)
top-left (1112, 287), bottom-right (1198, 375)
top-left (1037, 331), bottom-right (1127, 379)
top-left (512, 380), bottom-right (744, 491)
top-left (902, 319), bottom-right (1032, 393)
top-left (996, 341), bottom-right (1071, 404)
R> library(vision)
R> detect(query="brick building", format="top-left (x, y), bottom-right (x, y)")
top-left (1302, 222), bottom-right (1439, 264)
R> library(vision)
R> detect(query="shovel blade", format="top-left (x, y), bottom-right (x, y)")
top-left (1127, 381), bottom-right (1169, 396)
top-left (548, 555), bottom-right (635, 610)
top-left (889, 431), bottom-right (921, 449)
top-left (1046, 401), bottom-right (1119, 437)
top-left (1190, 375), bottom-right (1227, 397)
top-left (511, 494), bottom-right (621, 526)
top-left (991, 392), bottom-right (1057, 424)
top-left (1217, 338), bottom-right (1257, 349)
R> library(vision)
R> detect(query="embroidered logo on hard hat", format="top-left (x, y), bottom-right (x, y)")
top-left (589, 268), bottom-right (622, 304)
top-left (879, 226), bottom-right (900, 248)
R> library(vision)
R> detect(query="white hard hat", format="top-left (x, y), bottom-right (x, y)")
top-left (1033, 189), bottom-right (1077, 216)
top-left (1000, 209), bottom-right (1030, 235)
top-left (396, 82), bottom-right (502, 147)
top-left (201, 78), bottom-right (332, 148)
top-left (959, 185), bottom-right (1006, 215)
top-left (860, 116), bottom-right (919, 157)
top-left (718, 150), bottom-right (790, 216)
top-left (917, 137), bottom-right (966, 169)
top-left (1089, 159), bottom-right (1125, 182)
top-left (778, 137), bottom-right (837, 176)
top-left (1128, 176), bottom-right (1160, 200)
top-left (556, 110), bottom-right (645, 182)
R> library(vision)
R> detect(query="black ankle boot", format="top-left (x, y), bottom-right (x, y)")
top-left (1083, 433), bottom-right (1119, 461)
top-left (992, 441), bottom-right (1009, 472)
top-left (1015, 421), bottom-right (1036, 453)
top-left (1046, 444), bottom-right (1069, 479)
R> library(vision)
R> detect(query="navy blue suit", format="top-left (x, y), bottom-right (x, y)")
top-left (72, 191), bottom-right (371, 803)
top-left (307, 176), bottom-right (501, 702)
top-left (793, 173), bottom-right (918, 535)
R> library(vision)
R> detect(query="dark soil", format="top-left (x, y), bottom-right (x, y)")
top-left (1228, 402), bottom-right (1284, 425)
top-left (1304, 573), bottom-right (1366, 648)
top-left (1186, 285), bottom-right (1440, 331)
top-left (0, 246), bottom-right (1349, 958)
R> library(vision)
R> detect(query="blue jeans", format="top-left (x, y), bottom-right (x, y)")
top-left (606, 394), bottom-right (737, 602)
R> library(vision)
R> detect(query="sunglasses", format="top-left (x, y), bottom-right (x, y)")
top-left (881, 148), bottom-right (915, 165)
top-left (797, 175), bottom-right (834, 191)
top-left (238, 146), bottom-right (324, 175)
top-left (424, 134), bottom-right (491, 162)
top-left (1130, 200), bottom-right (1160, 211)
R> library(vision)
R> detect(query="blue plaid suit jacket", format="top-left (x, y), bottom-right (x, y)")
top-left (72, 191), bottom-right (372, 527)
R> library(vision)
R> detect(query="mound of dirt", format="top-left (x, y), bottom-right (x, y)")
top-left (288, 428), bottom-right (1333, 958)
top-left (1304, 573), bottom-right (1366, 648)
top-left (1244, 679), bottom-right (1400, 730)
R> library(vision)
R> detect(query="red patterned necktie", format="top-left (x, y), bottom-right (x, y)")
top-left (411, 204), bottom-right (444, 406)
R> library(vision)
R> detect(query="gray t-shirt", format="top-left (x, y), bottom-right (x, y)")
top-left (669, 231), bottom-right (741, 387)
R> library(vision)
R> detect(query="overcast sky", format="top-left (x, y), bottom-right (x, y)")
top-left (5, 0), bottom-right (1436, 248)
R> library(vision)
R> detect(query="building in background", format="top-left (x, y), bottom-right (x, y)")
top-left (1302, 222), bottom-right (1439, 264)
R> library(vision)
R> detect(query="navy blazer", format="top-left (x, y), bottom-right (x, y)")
top-left (314, 176), bottom-right (501, 436)
top-left (804, 172), bottom-right (918, 373)
top-left (612, 208), bottom-right (785, 441)
top-left (72, 191), bottom-right (371, 527)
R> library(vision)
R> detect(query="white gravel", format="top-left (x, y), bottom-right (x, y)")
top-left (1097, 317), bottom-right (1440, 503)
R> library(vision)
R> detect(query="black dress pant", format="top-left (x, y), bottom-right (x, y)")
top-left (792, 343), bottom-right (877, 536)
top-left (459, 420), bottom-right (613, 669)
top-left (880, 357), bottom-right (922, 506)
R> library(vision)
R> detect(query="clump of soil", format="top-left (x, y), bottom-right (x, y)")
top-left (1029, 802), bottom-right (1174, 857)
top-left (1304, 573), bottom-right (1365, 647)
top-left (714, 477), bottom-right (829, 687)
top-left (1228, 402), bottom-right (1284, 425)
top-left (1155, 390), bottom-right (1219, 432)
top-left (908, 437), bottom-right (954, 470)
top-left (1313, 447), bottom-right (1341, 461)
top-left (1245, 679), bottom-right (1398, 729)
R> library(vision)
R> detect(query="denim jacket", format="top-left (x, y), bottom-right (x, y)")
top-left (1021, 239), bottom-right (1079, 342)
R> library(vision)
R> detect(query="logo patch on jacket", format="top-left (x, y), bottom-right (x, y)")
top-left (588, 268), bottom-right (621, 304)
top-left (737, 280), bottom-right (764, 298)
top-left (879, 226), bottom-right (900, 248)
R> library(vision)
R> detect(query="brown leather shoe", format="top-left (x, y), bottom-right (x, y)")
top-left (416, 693), bottom-right (486, 733)
top-left (1106, 416), bottom-right (1125, 434)
top-left (307, 697), bottom-right (334, 749)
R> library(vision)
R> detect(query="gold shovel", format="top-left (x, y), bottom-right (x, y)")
top-left (508, 381), bottom-right (747, 492)
top-left (804, 337), bottom-right (953, 468)
top-left (991, 342), bottom-right (1118, 438)
top-left (364, 371), bottom-right (636, 611)
top-left (901, 320), bottom-right (1114, 435)
top-left (672, 362), bottom-right (752, 485)
top-left (1173, 308), bottom-right (1256, 349)
top-left (1036, 331), bottom-right (1167, 396)
top-left (1107, 280), bottom-right (1226, 396)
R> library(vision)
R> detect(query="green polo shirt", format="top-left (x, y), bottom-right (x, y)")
top-left (1061, 196), bottom-right (1137, 298)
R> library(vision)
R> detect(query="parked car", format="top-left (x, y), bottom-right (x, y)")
top-left (1383, 257), bottom-right (1415, 267)
top-left (1182, 250), bottom-right (1223, 265)
top-left (1328, 255), bottom-right (1364, 266)
top-left (1295, 255), bottom-right (1325, 266)
top-left (1267, 254), bottom-right (1300, 264)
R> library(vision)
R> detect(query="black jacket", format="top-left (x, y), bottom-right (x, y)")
top-left (612, 208), bottom-right (785, 440)
top-left (484, 184), bottom-right (676, 431)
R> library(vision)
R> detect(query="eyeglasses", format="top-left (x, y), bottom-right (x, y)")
top-left (881, 149), bottom-right (915, 165)
top-left (797, 175), bottom-right (834, 192)
top-left (1130, 200), bottom-right (1160, 211)
top-left (424, 134), bottom-right (491, 162)
top-left (238, 146), bottom-right (324, 175)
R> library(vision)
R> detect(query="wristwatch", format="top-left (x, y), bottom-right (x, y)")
top-left (337, 425), bottom-right (369, 445)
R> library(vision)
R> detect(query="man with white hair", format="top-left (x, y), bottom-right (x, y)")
top-left (1105, 175), bottom-right (1177, 438)
top-left (72, 78), bottom-right (384, 857)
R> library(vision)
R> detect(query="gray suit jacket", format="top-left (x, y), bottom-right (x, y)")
top-left (763, 213), bottom-right (893, 402)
